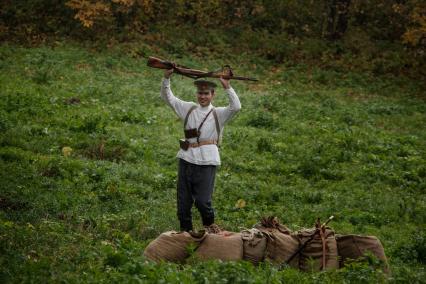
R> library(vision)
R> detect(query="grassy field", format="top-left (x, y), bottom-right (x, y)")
top-left (0, 43), bottom-right (425, 283)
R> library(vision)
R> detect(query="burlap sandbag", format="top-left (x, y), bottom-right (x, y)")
top-left (196, 232), bottom-right (243, 261)
top-left (241, 228), bottom-right (268, 265)
top-left (144, 230), bottom-right (206, 263)
top-left (335, 234), bottom-right (389, 272)
top-left (297, 228), bottom-right (339, 272)
top-left (254, 217), bottom-right (298, 267)
top-left (264, 231), bottom-right (300, 268)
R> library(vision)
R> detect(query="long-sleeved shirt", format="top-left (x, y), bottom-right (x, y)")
top-left (161, 78), bottom-right (241, 166)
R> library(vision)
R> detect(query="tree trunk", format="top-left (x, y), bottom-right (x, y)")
top-left (326, 0), bottom-right (337, 40)
top-left (335, 0), bottom-right (351, 39)
top-left (325, 0), bottom-right (351, 40)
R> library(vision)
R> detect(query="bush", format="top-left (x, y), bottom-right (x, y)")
top-left (394, 231), bottom-right (426, 264)
top-left (247, 111), bottom-right (276, 129)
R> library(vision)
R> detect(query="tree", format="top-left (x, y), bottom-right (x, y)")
top-left (325, 0), bottom-right (351, 40)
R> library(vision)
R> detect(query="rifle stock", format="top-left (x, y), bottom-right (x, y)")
top-left (147, 56), bottom-right (258, 81)
top-left (147, 56), bottom-right (174, 70)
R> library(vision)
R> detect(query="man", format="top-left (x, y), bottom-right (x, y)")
top-left (160, 68), bottom-right (241, 233)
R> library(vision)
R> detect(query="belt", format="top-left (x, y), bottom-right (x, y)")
top-left (188, 140), bottom-right (217, 148)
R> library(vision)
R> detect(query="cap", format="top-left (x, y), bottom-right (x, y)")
top-left (194, 80), bottom-right (217, 91)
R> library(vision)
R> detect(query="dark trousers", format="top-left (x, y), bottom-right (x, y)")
top-left (177, 158), bottom-right (217, 231)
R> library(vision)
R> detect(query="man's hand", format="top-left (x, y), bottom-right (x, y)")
top-left (219, 77), bottom-right (231, 89)
top-left (164, 68), bottom-right (174, 79)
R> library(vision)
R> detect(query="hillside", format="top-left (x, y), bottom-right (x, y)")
top-left (0, 43), bottom-right (425, 283)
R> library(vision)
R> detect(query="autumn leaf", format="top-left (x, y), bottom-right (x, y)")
top-left (235, 199), bottom-right (246, 209)
top-left (62, 146), bottom-right (73, 157)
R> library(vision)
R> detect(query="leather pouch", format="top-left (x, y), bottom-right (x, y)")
top-left (184, 128), bottom-right (199, 139)
top-left (179, 139), bottom-right (190, 151)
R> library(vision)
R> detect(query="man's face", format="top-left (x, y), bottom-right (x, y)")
top-left (197, 89), bottom-right (214, 107)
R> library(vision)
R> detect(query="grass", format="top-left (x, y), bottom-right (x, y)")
top-left (0, 42), bottom-right (425, 283)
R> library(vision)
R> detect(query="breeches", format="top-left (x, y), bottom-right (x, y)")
top-left (177, 158), bottom-right (217, 231)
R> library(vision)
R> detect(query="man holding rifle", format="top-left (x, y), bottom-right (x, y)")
top-left (161, 68), bottom-right (241, 233)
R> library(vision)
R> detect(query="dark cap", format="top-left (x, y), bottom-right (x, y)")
top-left (194, 80), bottom-right (217, 91)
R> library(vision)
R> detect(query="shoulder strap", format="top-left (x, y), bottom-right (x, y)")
top-left (197, 109), bottom-right (214, 133)
top-left (196, 109), bottom-right (213, 143)
top-left (184, 105), bottom-right (197, 128)
top-left (212, 108), bottom-right (221, 146)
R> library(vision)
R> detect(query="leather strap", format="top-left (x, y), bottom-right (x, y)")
top-left (184, 105), bottom-right (197, 128)
top-left (188, 140), bottom-right (217, 148)
top-left (197, 109), bottom-right (213, 143)
top-left (212, 109), bottom-right (221, 146)
top-left (183, 106), bottom-right (221, 146)
top-left (319, 227), bottom-right (327, 270)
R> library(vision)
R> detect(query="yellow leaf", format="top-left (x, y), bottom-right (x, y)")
top-left (235, 199), bottom-right (246, 209)
top-left (62, 146), bottom-right (73, 157)
top-left (4, 221), bottom-right (14, 228)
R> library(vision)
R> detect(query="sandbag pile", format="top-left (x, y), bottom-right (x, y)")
top-left (143, 217), bottom-right (389, 273)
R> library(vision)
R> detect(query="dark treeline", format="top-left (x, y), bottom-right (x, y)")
top-left (1, 0), bottom-right (425, 78)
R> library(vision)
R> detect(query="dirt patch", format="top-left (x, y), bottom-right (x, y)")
top-left (81, 140), bottom-right (126, 161)
top-left (65, 97), bottom-right (81, 105)
top-left (0, 196), bottom-right (29, 211)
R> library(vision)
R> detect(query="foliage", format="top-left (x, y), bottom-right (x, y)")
top-left (402, 2), bottom-right (426, 46)
top-left (66, 0), bottom-right (113, 28)
top-left (1, 0), bottom-right (425, 81)
top-left (59, 0), bottom-right (426, 47)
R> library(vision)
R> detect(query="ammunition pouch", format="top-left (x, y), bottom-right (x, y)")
top-left (179, 139), bottom-right (190, 151)
top-left (184, 128), bottom-right (200, 139)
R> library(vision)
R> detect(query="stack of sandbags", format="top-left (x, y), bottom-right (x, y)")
top-left (336, 234), bottom-right (389, 273)
top-left (195, 231), bottom-right (243, 261)
top-left (241, 228), bottom-right (268, 265)
top-left (295, 228), bottom-right (339, 272)
top-left (143, 230), bottom-right (206, 263)
top-left (143, 217), bottom-right (389, 272)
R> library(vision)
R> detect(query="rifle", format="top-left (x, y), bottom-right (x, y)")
top-left (147, 56), bottom-right (258, 81)
top-left (280, 216), bottom-right (334, 270)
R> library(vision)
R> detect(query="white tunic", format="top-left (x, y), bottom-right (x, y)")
top-left (161, 78), bottom-right (241, 166)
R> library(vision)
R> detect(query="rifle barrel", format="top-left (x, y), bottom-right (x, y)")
top-left (197, 74), bottom-right (258, 81)
top-left (322, 216), bottom-right (334, 228)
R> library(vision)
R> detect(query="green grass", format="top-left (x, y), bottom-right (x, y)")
top-left (0, 43), bottom-right (425, 283)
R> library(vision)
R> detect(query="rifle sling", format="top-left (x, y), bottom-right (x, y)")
top-left (319, 227), bottom-right (327, 270)
top-left (283, 229), bottom-right (319, 267)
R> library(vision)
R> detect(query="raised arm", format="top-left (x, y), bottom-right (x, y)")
top-left (214, 78), bottom-right (242, 126)
top-left (161, 69), bottom-right (196, 120)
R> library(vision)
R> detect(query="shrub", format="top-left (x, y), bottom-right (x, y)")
top-left (247, 111), bottom-right (276, 129)
top-left (394, 231), bottom-right (426, 264)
